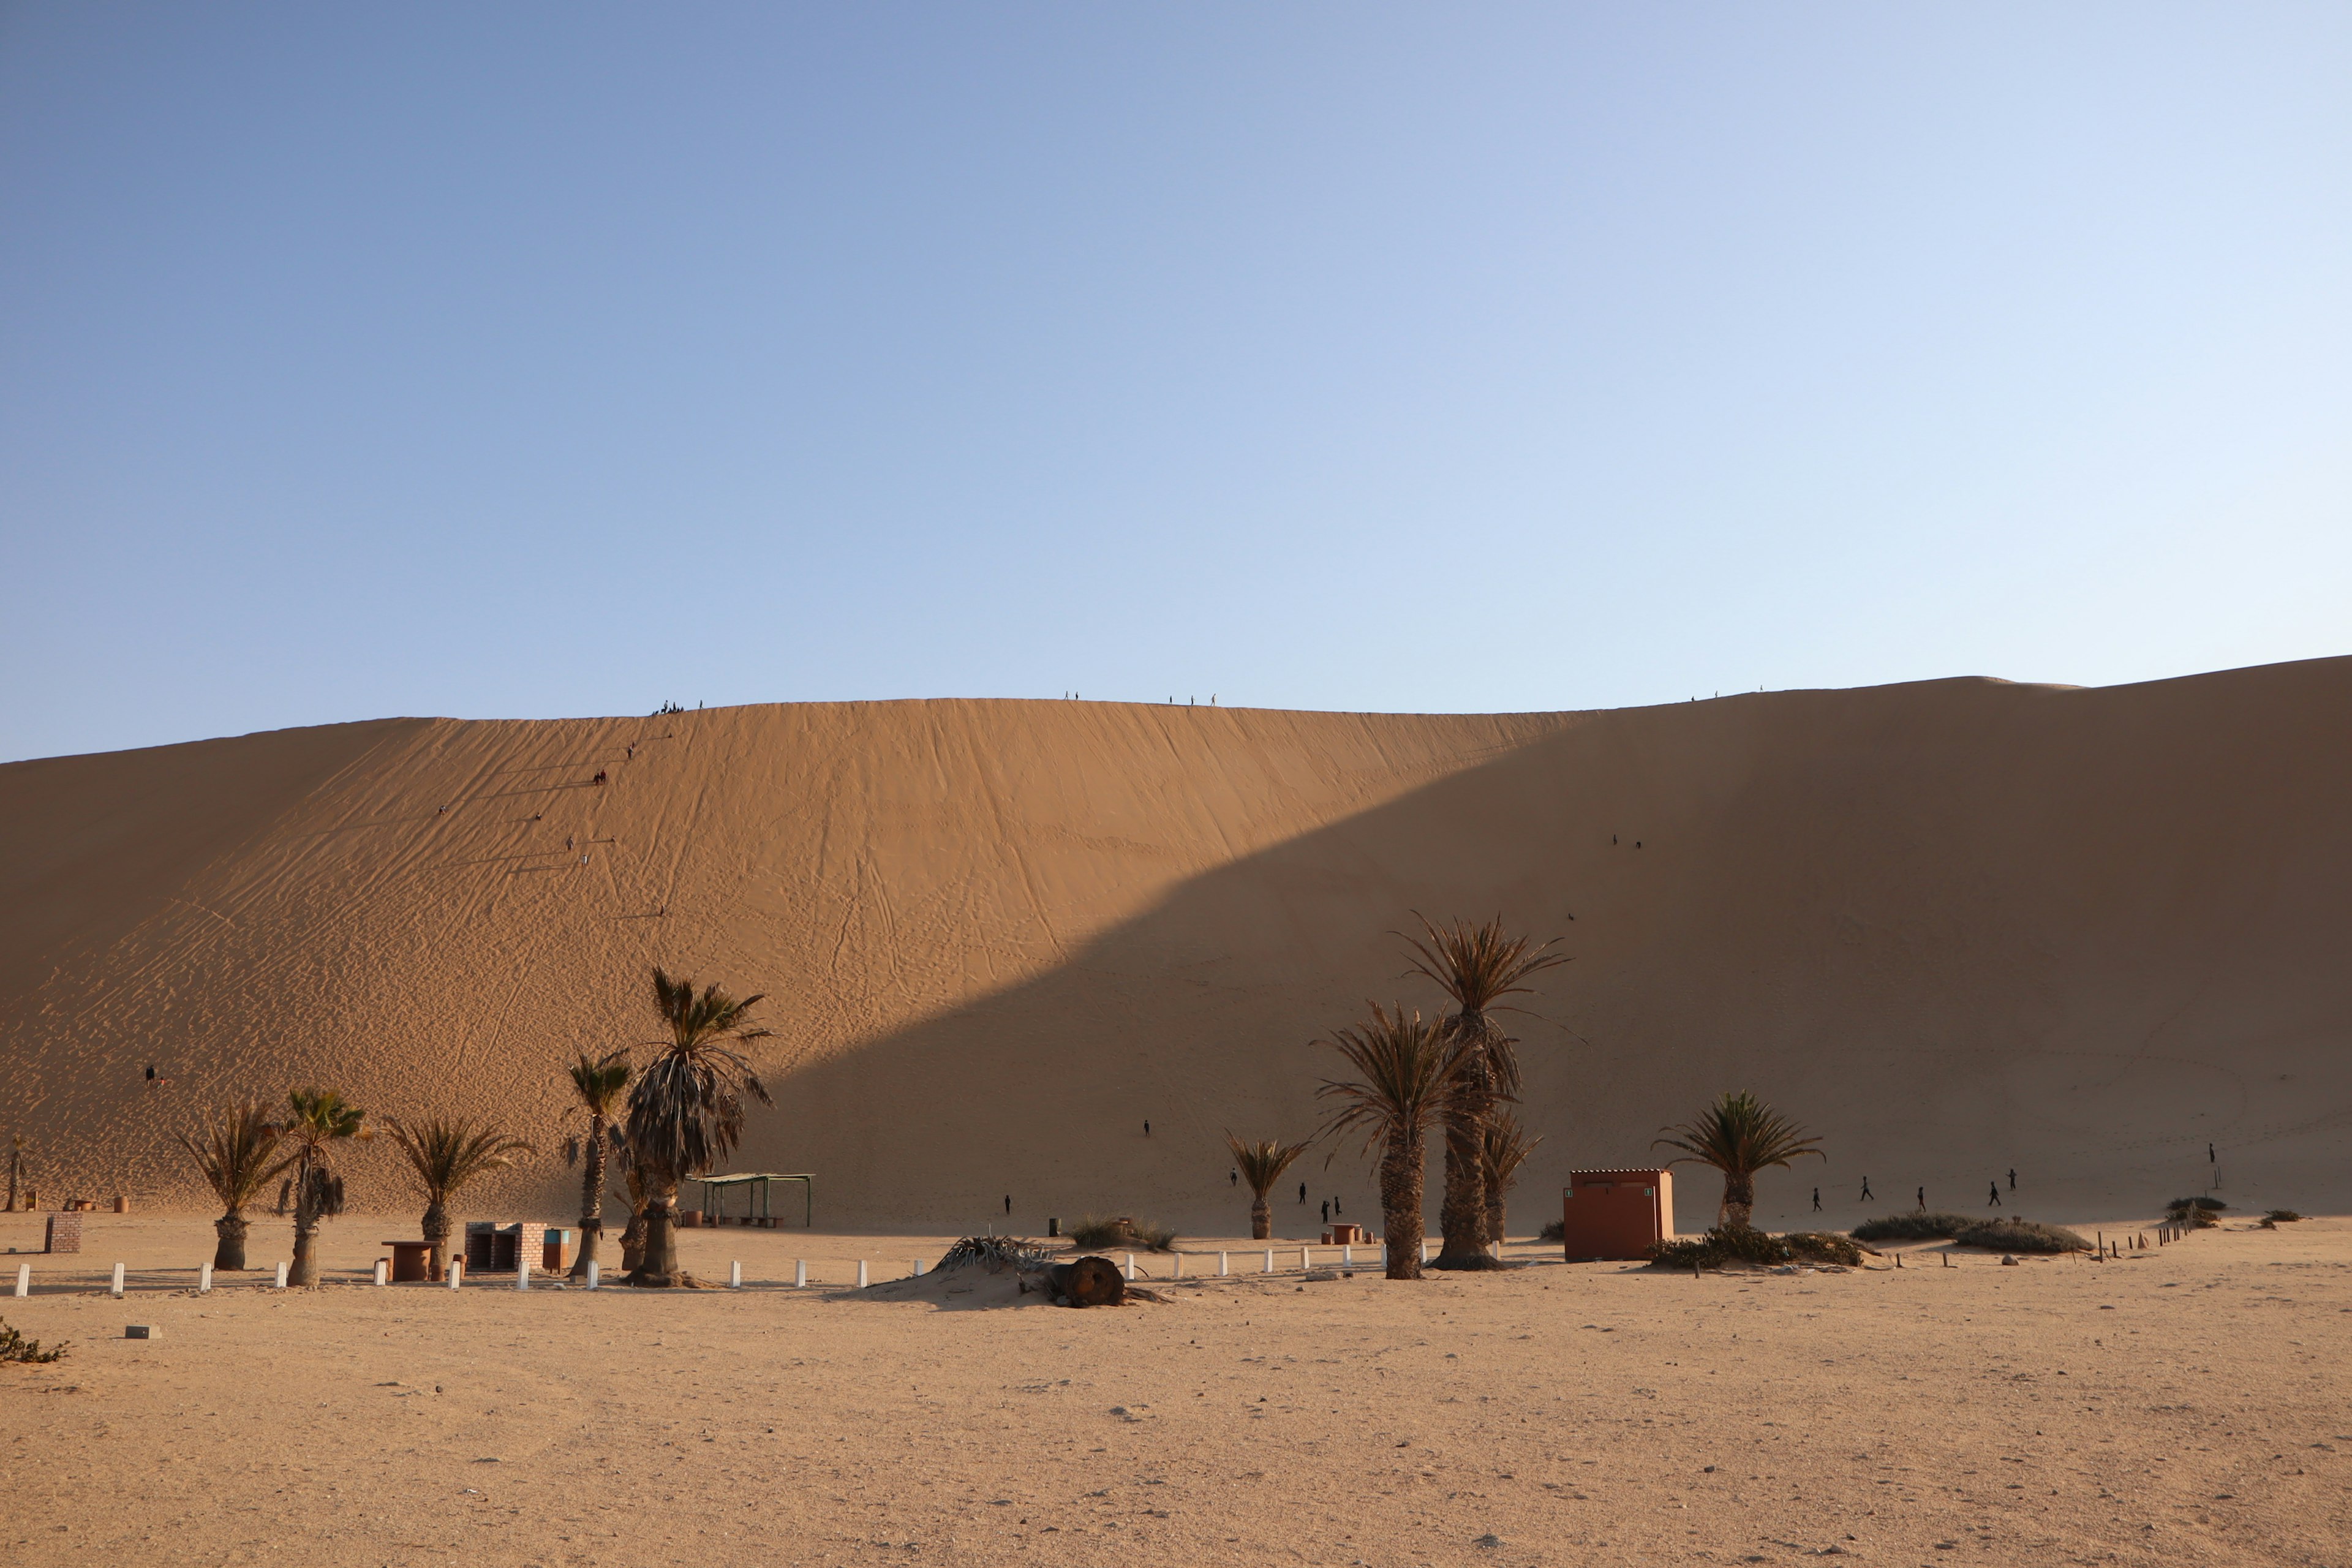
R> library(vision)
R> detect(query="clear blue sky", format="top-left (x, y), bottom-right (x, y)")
top-left (4, 5), bottom-right (2348, 763)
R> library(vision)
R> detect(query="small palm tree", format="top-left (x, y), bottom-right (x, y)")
top-left (1315, 1002), bottom-right (1465, 1280)
top-left (1480, 1110), bottom-right (1542, 1246)
top-left (562, 1050), bottom-right (631, 1278)
top-left (1224, 1133), bottom-right (1311, 1241)
top-left (1401, 914), bottom-right (1567, 1268)
top-left (385, 1118), bottom-right (534, 1280)
top-left (624, 967), bottom-right (773, 1287)
top-left (177, 1103), bottom-right (296, 1270)
top-left (283, 1088), bottom-right (368, 1286)
top-left (1653, 1090), bottom-right (1824, 1230)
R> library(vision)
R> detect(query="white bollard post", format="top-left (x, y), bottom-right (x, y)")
top-left (857, 1260), bottom-right (869, 1289)
top-left (1421, 1239), bottom-right (1431, 1264)
top-left (586, 1259), bottom-right (600, 1289)
top-left (517, 1256), bottom-right (532, 1291)
top-left (911, 1259), bottom-right (923, 1278)
top-left (448, 1259), bottom-right (463, 1290)
top-left (12, 1263), bottom-right (27, 1297)
top-left (1343, 1245), bottom-right (1353, 1267)
top-left (1218, 1251), bottom-right (1229, 1276)
top-left (274, 1261), bottom-right (288, 1289)
top-left (731, 1260), bottom-right (743, 1289)
top-left (198, 1262), bottom-right (213, 1294)
top-left (1172, 1253), bottom-right (1182, 1278)
top-left (795, 1259), bottom-right (807, 1289)
top-left (1301, 1246), bottom-right (1311, 1271)
top-left (1123, 1253), bottom-right (1136, 1280)
top-left (112, 1262), bottom-right (126, 1297)
top-left (1263, 1248), bottom-right (1274, 1273)
top-left (372, 1259), bottom-right (388, 1286)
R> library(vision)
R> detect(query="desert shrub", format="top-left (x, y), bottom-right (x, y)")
top-left (1065, 1215), bottom-right (1178, 1252)
top-left (1538, 1218), bottom-right (1566, 1243)
top-left (1850, 1212), bottom-right (1973, 1243)
top-left (2165, 1197), bottom-right (2222, 1228)
top-left (0, 1318), bottom-right (66, 1365)
top-left (937, 1235), bottom-right (1049, 1272)
top-left (2166, 1196), bottom-right (2226, 1214)
top-left (1651, 1225), bottom-right (1858, 1269)
top-left (1954, 1217), bottom-right (2089, 1254)
top-left (2261, 1209), bottom-right (2303, 1227)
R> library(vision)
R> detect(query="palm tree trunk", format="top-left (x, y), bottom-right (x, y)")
top-left (1433, 1041), bottom-right (1494, 1268)
top-left (1250, 1194), bottom-right (1271, 1242)
top-left (421, 1200), bottom-right (451, 1281)
top-left (1720, 1171), bottom-right (1756, 1231)
top-left (1380, 1129), bottom-right (1425, 1280)
top-left (213, 1211), bottom-right (249, 1270)
top-left (288, 1150), bottom-right (321, 1286)
top-left (570, 1115), bottom-right (606, 1279)
top-left (629, 1182), bottom-right (684, 1286)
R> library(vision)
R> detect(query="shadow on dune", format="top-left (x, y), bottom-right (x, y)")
top-left (747, 663), bottom-right (2352, 1234)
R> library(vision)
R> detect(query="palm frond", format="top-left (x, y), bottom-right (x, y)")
top-left (175, 1103), bottom-right (298, 1212)
top-left (566, 1049), bottom-right (633, 1119)
top-left (1313, 1002), bottom-right (1466, 1158)
top-left (1398, 914), bottom-right (1567, 1093)
top-left (1482, 1110), bottom-right (1542, 1193)
top-left (1651, 1090), bottom-right (1824, 1178)
top-left (384, 1117), bottom-right (535, 1206)
top-left (1223, 1133), bottom-right (1310, 1200)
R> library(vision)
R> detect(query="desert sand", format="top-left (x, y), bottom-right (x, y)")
top-left (3, 662), bottom-right (2349, 1229)
top-left (5, 1209), bottom-right (2348, 1566)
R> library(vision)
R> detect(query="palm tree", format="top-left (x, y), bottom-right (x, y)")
top-left (1653, 1090), bottom-right (1824, 1230)
top-left (177, 1103), bottom-right (296, 1270)
top-left (1401, 914), bottom-right (1568, 1268)
top-left (624, 967), bottom-right (773, 1287)
top-left (616, 1150), bottom-right (651, 1272)
top-left (385, 1118), bottom-right (533, 1280)
top-left (1223, 1133), bottom-right (1311, 1240)
top-left (283, 1088), bottom-right (368, 1286)
top-left (562, 1050), bottom-right (631, 1279)
top-left (1480, 1110), bottom-right (1542, 1247)
top-left (1314, 1002), bottom-right (1465, 1281)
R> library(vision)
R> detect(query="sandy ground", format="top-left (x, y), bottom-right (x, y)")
top-left (6, 1210), bottom-right (2347, 1567)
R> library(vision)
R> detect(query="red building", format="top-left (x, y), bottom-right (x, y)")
top-left (1558, 1168), bottom-right (1675, 1261)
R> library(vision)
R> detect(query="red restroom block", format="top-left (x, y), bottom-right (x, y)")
top-left (1559, 1169), bottom-right (1675, 1261)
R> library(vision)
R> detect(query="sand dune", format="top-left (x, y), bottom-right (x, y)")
top-left (2, 661), bottom-right (2347, 1233)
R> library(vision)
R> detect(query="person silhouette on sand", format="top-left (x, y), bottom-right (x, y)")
top-left (1003, 1194), bottom-right (1011, 1215)
top-left (1917, 1186), bottom-right (1926, 1211)
top-left (1142, 1119), bottom-right (1150, 1137)
top-left (2007, 1168), bottom-right (2017, 1191)
top-left (1229, 1168), bottom-right (1238, 1186)
top-left (1321, 1200), bottom-right (1330, 1226)
top-left (1298, 1182), bottom-right (1307, 1205)
top-left (1860, 1177), bottom-right (1873, 1201)
top-left (1812, 1187), bottom-right (1822, 1212)
top-left (1988, 1180), bottom-right (2002, 1207)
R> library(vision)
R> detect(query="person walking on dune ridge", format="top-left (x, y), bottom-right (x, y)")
top-left (1987, 1180), bottom-right (2002, 1207)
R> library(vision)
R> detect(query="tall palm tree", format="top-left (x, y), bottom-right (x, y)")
top-left (1314, 1002), bottom-right (1465, 1280)
top-left (1653, 1090), bottom-right (1824, 1230)
top-left (624, 967), bottom-right (773, 1287)
top-left (1401, 914), bottom-right (1568, 1268)
top-left (563, 1050), bottom-right (631, 1279)
top-left (1223, 1133), bottom-right (1311, 1241)
top-left (283, 1088), bottom-right (368, 1286)
top-left (177, 1103), bottom-right (296, 1270)
top-left (385, 1118), bottom-right (534, 1280)
top-left (1480, 1110), bottom-right (1542, 1247)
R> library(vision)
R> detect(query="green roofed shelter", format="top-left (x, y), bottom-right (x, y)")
top-left (692, 1172), bottom-right (813, 1227)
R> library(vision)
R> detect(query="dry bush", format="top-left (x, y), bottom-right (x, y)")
top-left (1954, 1217), bottom-right (2089, 1254)
top-left (0, 1318), bottom-right (66, 1364)
top-left (937, 1235), bottom-right (1050, 1272)
top-left (1065, 1215), bottom-right (1178, 1252)
top-left (2261, 1209), bottom-right (2304, 1227)
top-left (1650, 1226), bottom-right (1860, 1270)
top-left (1850, 1212), bottom-right (1973, 1243)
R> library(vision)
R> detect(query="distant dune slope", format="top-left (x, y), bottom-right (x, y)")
top-left (3, 663), bottom-right (2347, 1232)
